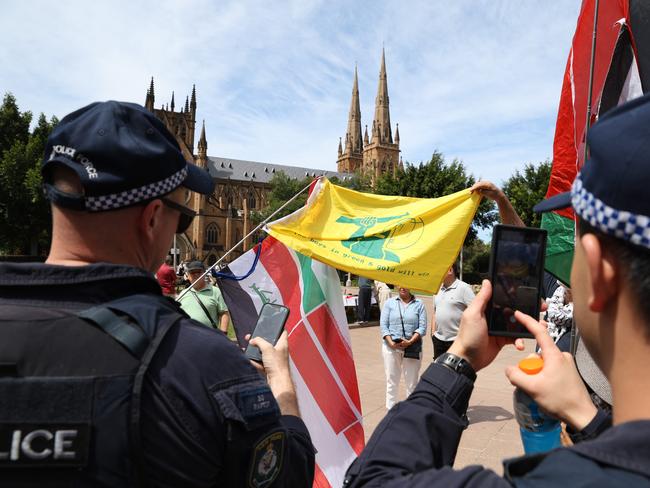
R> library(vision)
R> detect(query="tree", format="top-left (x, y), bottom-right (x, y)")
top-left (0, 93), bottom-right (58, 255)
top-left (250, 171), bottom-right (313, 227)
top-left (0, 93), bottom-right (31, 152)
top-left (460, 239), bottom-right (491, 284)
top-left (502, 160), bottom-right (552, 228)
top-left (250, 170), bottom-right (373, 229)
top-left (374, 151), bottom-right (497, 241)
top-left (330, 172), bottom-right (372, 193)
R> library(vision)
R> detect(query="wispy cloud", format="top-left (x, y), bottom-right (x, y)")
top-left (1, 0), bottom-right (580, 185)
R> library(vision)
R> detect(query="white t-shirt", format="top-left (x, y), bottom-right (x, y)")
top-left (433, 279), bottom-right (475, 341)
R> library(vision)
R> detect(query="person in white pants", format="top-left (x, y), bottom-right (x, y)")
top-left (379, 287), bottom-right (428, 409)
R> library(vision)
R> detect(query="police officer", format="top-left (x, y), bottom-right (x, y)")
top-left (0, 101), bottom-right (314, 487)
top-left (344, 94), bottom-right (650, 486)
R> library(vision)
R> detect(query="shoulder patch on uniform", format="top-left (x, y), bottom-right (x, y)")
top-left (249, 431), bottom-right (284, 488)
top-left (238, 387), bottom-right (279, 420)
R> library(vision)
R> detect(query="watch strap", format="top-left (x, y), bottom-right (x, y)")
top-left (435, 352), bottom-right (477, 382)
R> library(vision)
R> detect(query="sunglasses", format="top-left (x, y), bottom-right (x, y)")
top-left (159, 197), bottom-right (196, 233)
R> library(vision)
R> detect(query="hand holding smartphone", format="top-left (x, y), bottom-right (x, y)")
top-left (486, 225), bottom-right (547, 338)
top-left (244, 303), bottom-right (290, 363)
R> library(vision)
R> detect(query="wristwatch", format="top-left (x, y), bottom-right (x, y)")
top-left (435, 352), bottom-right (477, 382)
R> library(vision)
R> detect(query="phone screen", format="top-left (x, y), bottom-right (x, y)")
top-left (487, 225), bottom-right (547, 338)
top-left (244, 303), bottom-right (290, 362)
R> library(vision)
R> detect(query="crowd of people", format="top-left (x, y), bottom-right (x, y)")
top-left (1, 91), bottom-right (649, 486)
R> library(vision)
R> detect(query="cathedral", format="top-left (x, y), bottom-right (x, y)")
top-left (146, 49), bottom-right (401, 265)
top-left (337, 49), bottom-right (402, 181)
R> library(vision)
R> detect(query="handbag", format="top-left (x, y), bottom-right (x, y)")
top-left (397, 300), bottom-right (421, 360)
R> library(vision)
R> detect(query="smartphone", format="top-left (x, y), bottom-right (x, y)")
top-left (487, 224), bottom-right (547, 338)
top-left (244, 303), bottom-right (290, 363)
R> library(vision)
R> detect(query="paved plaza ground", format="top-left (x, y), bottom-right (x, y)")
top-left (349, 321), bottom-right (534, 474)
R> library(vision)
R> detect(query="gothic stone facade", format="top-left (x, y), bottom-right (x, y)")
top-left (144, 81), bottom-right (346, 265)
top-left (337, 49), bottom-right (402, 184)
top-left (146, 49), bottom-right (401, 264)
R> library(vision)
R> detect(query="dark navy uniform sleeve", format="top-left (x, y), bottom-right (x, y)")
top-left (344, 363), bottom-right (512, 487)
top-left (566, 407), bottom-right (612, 444)
top-left (504, 449), bottom-right (650, 488)
top-left (141, 318), bottom-right (314, 487)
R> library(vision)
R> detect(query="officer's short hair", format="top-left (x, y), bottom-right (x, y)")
top-left (577, 217), bottom-right (650, 340)
top-left (50, 165), bottom-right (84, 197)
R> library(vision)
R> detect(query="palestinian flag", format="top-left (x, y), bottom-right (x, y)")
top-left (217, 236), bottom-right (364, 488)
top-left (543, 0), bottom-right (650, 284)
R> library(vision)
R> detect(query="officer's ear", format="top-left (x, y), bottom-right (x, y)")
top-left (138, 199), bottom-right (167, 244)
top-left (581, 233), bottom-right (618, 312)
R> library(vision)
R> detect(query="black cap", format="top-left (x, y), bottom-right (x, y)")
top-left (534, 92), bottom-right (650, 249)
top-left (185, 260), bottom-right (205, 272)
top-left (42, 101), bottom-right (214, 211)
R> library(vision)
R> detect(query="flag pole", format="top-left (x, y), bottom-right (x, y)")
top-left (570, 0), bottom-right (600, 356)
top-left (177, 178), bottom-right (316, 301)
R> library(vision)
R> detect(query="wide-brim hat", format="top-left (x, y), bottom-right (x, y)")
top-left (575, 337), bottom-right (612, 405)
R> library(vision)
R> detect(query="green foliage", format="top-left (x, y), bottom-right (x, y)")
top-left (0, 93), bottom-right (31, 152)
top-left (0, 94), bottom-right (58, 255)
top-left (330, 171), bottom-right (372, 192)
top-left (502, 160), bottom-right (552, 228)
top-left (374, 151), bottom-right (496, 241)
top-left (250, 171), bottom-right (313, 226)
top-left (460, 239), bottom-right (491, 284)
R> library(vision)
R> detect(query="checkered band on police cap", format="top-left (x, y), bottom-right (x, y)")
top-left (571, 176), bottom-right (650, 249)
top-left (85, 166), bottom-right (188, 211)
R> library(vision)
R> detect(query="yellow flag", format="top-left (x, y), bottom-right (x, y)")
top-left (266, 178), bottom-right (481, 293)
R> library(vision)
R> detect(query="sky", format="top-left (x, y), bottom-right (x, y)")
top-left (1, 0), bottom-right (582, 187)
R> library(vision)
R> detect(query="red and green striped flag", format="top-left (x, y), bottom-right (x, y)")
top-left (543, 0), bottom-right (649, 284)
top-left (217, 236), bottom-right (364, 488)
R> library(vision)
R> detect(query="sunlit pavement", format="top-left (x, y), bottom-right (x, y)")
top-left (349, 312), bottom-right (533, 474)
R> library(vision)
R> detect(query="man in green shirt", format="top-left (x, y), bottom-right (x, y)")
top-left (178, 261), bottom-right (231, 336)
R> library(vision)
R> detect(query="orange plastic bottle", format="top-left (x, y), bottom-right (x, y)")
top-left (513, 356), bottom-right (562, 453)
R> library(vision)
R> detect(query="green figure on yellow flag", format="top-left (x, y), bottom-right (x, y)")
top-left (336, 214), bottom-right (408, 263)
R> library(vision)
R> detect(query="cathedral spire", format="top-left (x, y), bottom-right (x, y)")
top-left (336, 66), bottom-right (363, 173)
top-left (395, 123), bottom-right (400, 145)
top-left (170, 91), bottom-right (175, 112)
top-left (371, 48), bottom-right (393, 144)
top-left (338, 137), bottom-right (343, 157)
top-left (190, 84), bottom-right (197, 114)
top-left (145, 77), bottom-right (155, 111)
top-left (184, 95), bottom-right (189, 113)
top-left (343, 65), bottom-right (363, 155)
top-left (198, 120), bottom-right (207, 158)
top-left (364, 124), bottom-right (369, 146)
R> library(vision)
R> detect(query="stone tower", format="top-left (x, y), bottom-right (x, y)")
top-left (362, 48), bottom-right (400, 184)
top-left (191, 120), bottom-right (209, 255)
top-left (337, 66), bottom-right (363, 173)
top-left (144, 78), bottom-right (197, 162)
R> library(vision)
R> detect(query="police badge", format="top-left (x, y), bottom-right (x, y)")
top-left (249, 431), bottom-right (284, 488)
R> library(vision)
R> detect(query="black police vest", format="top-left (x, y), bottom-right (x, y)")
top-left (0, 294), bottom-right (183, 487)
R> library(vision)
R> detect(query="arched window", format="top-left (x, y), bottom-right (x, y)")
top-left (247, 190), bottom-right (256, 210)
top-left (205, 223), bottom-right (219, 245)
